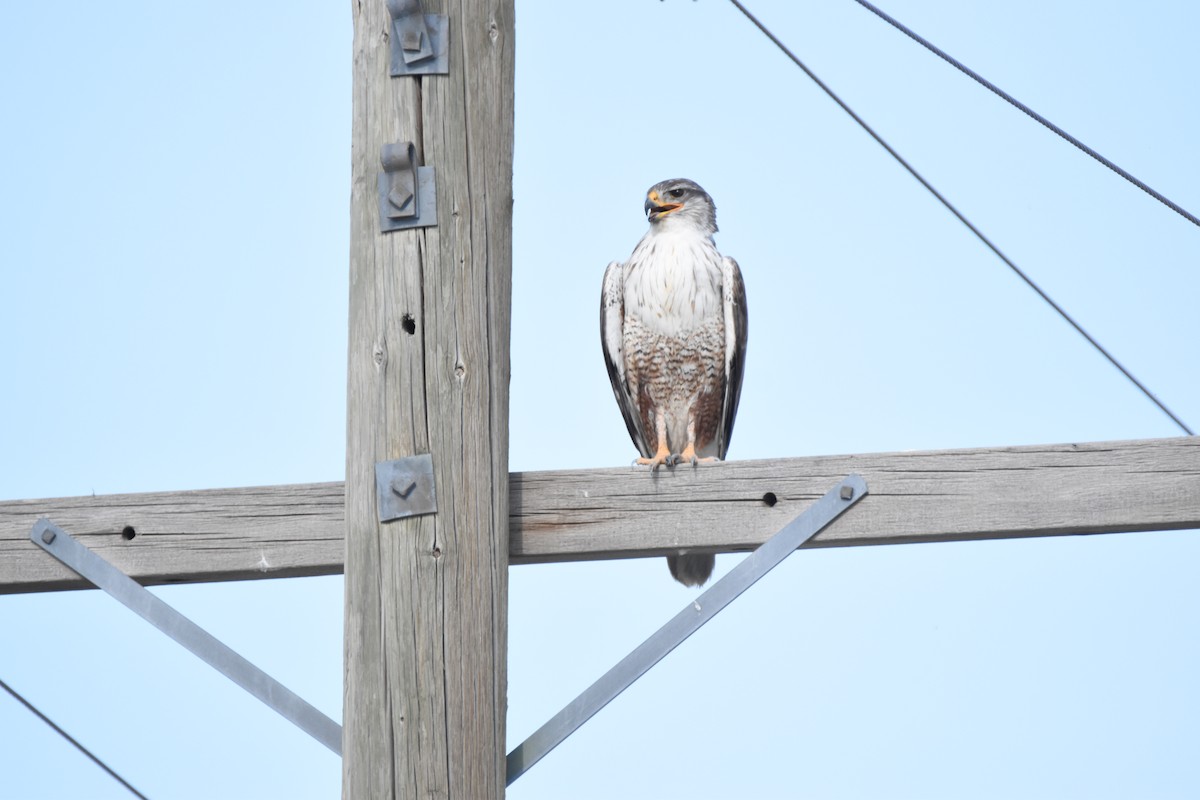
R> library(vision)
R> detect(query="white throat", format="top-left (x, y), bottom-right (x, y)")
top-left (624, 224), bottom-right (723, 333)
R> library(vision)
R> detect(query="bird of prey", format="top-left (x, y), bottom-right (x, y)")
top-left (601, 178), bottom-right (748, 587)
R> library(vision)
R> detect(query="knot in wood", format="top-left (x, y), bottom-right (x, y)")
top-left (372, 341), bottom-right (387, 368)
top-left (454, 360), bottom-right (466, 380)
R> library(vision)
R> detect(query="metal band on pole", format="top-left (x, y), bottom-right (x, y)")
top-left (506, 474), bottom-right (868, 785)
top-left (30, 519), bottom-right (342, 755)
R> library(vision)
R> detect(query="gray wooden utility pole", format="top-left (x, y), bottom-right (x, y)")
top-left (343, 0), bottom-right (514, 797)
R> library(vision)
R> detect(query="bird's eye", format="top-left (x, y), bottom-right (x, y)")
top-left (668, 188), bottom-right (685, 198)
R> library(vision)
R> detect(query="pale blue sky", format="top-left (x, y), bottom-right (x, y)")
top-left (2, 1), bottom-right (1198, 798)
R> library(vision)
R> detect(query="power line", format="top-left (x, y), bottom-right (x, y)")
top-left (727, 0), bottom-right (1195, 436)
top-left (0, 676), bottom-right (151, 800)
top-left (848, 0), bottom-right (1200, 229)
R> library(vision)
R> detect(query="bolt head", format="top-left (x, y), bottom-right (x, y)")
top-left (41, 528), bottom-right (56, 544)
top-left (402, 29), bottom-right (424, 52)
top-left (839, 485), bottom-right (854, 501)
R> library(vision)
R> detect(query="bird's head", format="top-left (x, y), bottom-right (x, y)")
top-left (644, 178), bottom-right (718, 234)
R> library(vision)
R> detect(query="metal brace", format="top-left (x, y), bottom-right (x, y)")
top-left (387, 0), bottom-right (449, 76)
top-left (379, 142), bottom-right (437, 231)
top-left (376, 453), bottom-right (438, 522)
top-left (29, 519), bottom-right (342, 755)
top-left (505, 474), bottom-right (869, 785)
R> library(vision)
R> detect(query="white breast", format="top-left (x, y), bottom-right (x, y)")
top-left (624, 227), bottom-right (723, 334)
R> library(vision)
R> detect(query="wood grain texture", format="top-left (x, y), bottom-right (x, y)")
top-left (4, 438), bottom-right (1197, 595)
top-left (0, 482), bottom-right (344, 594)
top-left (342, 1), bottom-right (513, 798)
top-left (509, 436), bottom-right (1200, 562)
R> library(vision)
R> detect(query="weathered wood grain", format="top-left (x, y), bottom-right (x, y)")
top-left (510, 436), bottom-right (1200, 562)
top-left (341, 0), bottom-right (513, 798)
top-left (0, 482), bottom-right (345, 594)
top-left (3, 438), bottom-right (1197, 596)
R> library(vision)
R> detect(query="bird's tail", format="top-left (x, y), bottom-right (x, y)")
top-left (667, 553), bottom-right (715, 587)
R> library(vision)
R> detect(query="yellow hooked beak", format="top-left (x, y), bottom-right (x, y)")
top-left (645, 190), bottom-right (683, 221)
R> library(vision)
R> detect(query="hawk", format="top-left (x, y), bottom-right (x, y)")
top-left (601, 178), bottom-right (748, 587)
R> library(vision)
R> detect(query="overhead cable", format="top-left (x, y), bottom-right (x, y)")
top-left (849, 0), bottom-right (1200, 229)
top-left (0, 676), bottom-right (151, 800)
top-left (727, 0), bottom-right (1194, 436)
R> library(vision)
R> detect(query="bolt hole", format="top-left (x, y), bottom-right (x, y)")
top-left (121, 526), bottom-right (136, 540)
top-left (762, 492), bottom-right (777, 507)
top-left (401, 314), bottom-right (416, 335)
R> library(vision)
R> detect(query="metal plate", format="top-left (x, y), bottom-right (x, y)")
top-left (376, 453), bottom-right (437, 522)
top-left (378, 165), bottom-right (437, 232)
top-left (389, 13), bottom-right (448, 76)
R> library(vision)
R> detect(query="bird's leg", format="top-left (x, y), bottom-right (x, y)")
top-left (665, 414), bottom-right (684, 467)
top-left (636, 411), bottom-right (672, 470)
top-left (680, 415), bottom-right (719, 466)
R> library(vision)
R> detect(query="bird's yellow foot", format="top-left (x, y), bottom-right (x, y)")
top-left (679, 444), bottom-right (720, 466)
top-left (636, 443), bottom-right (674, 470)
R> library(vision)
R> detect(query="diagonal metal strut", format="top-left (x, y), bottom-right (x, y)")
top-left (506, 474), bottom-right (868, 785)
top-left (30, 519), bottom-right (342, 755)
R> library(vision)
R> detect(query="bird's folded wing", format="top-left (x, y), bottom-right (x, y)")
top-left (601, 260), bottom-right (651, 457)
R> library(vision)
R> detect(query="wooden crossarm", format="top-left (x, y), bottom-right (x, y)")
top-left (2, 436), bottom-right (1197, 595)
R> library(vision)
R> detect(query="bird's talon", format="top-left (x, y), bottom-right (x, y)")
top-left (636, 448), bottom-right (674, 470)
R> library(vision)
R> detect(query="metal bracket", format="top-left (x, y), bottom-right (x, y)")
top-left (376, 453), bottom-right (438, 522)
top-left (29, 519), bottom-right (342, 755)
top-left (379, 142), bottom-right (437, 232)
top-left (387, 0), bottom-right (449, 76)
top-left (505, 474), bottom-right (869, 785)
